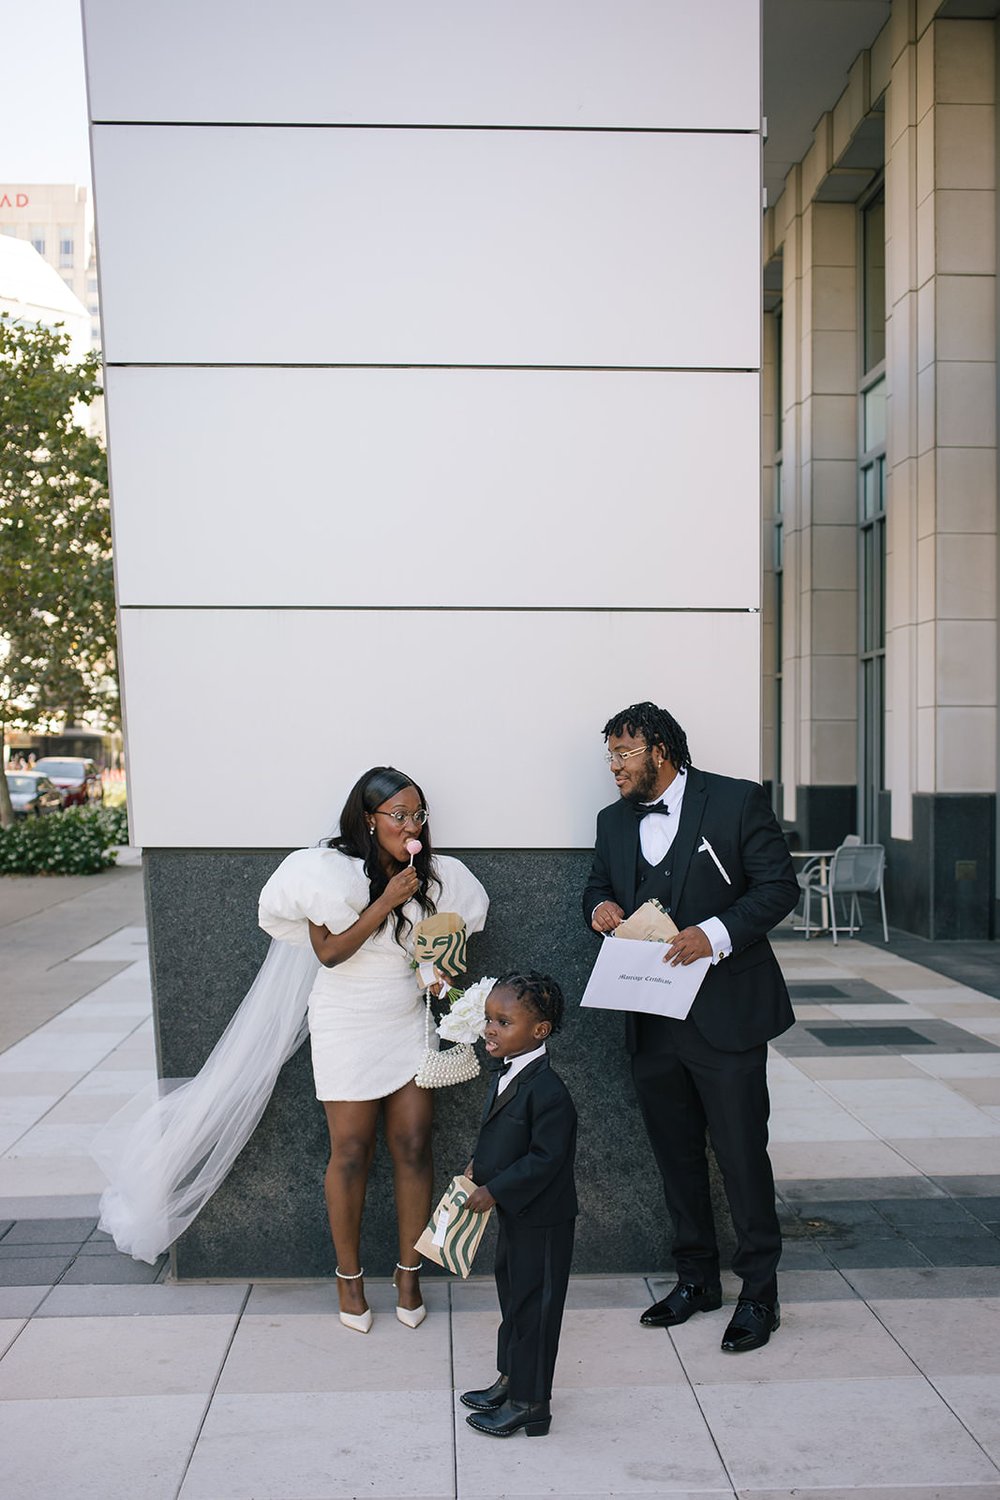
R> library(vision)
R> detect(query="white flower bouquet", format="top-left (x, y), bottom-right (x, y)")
top-left (414, 976), bottom-right (497, 1090)
top-left (435, 976), bottom-right (497, 1046)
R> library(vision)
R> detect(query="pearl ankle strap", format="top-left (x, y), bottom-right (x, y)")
top-left (335, 1266), bottom-right (364, 1280)
top-left (395, 1260), bottom-right (422, 1272)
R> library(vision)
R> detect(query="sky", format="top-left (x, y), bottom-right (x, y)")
top-left (1, 0), bottom-right (91, 186)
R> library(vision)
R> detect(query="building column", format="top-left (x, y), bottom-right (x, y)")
top-left (776, 180), bottom-right (860, 848)
top-left (884, 11), bottom-right (997, 935)
top-left (762, 303), bottom-right (780, 799)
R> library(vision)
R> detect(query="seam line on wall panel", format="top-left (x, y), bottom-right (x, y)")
top-left (91, 120), bottom-right (760, 136)
top-left (117, 605), bottom-right (762, 614)
top-left (103, 362), bottom-right (759, 375)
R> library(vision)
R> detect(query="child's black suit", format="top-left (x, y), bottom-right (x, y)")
top-left (471, 1055), bottom-right (577, 1404)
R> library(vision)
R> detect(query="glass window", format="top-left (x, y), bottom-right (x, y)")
top-left (59, 230), bottom-right (74, 268)
top-left (774, 307), bottom-right (783, 451)
top-left (862, 189), bottom-right (886, 372)
top-left (773, 458), bottom-right (784, 789)
top-left (29, 225), bottom-right (46, 254)
top-left (858, 181), bottom-right (887, 839)
top-left (863, 378), bottom-right (886, 450)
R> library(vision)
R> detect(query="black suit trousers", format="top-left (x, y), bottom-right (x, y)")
top-left (494, 1210), bottom-right (575, 1403)
top-left (631, 1018), bottom-right (780, 1303)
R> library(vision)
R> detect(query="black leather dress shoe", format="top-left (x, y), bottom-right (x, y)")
top-left (466, 1398), bottom-right (551, 1438)
top-left (640, 1281), bottom-right (723, 1328)
top-left (460, 1375), bottom-right (509, 1412)
top-left (721, 1298), bottom-right (780, 1353)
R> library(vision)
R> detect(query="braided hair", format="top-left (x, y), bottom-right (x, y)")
top-left (601, 701), bottom-right (692, 772)
top-left (494, 970), bottom-right (565, 1035)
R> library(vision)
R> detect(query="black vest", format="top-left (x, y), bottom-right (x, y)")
top-left (634, 846), bottom-right (674, 916)
top-left (634, 846), bottom-right (679, 1051)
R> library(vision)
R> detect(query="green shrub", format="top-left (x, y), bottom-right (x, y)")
top-left (0, 805), bottom-right (128, 876)
top-left (93, 802), bottom-right (130, 847)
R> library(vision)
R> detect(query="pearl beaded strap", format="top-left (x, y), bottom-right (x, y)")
top-left (335, 1266), bottom-right (364, 1280)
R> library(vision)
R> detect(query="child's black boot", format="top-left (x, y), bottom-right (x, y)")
top-left (460, 1374), bottom-right (508, 1411)
top-left (465, 1398), bottom-right (551, 1438)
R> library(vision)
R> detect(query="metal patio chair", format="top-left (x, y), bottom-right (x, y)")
top-left (800, 841), bottom-right (888, 944)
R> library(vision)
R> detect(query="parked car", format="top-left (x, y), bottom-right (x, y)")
top-left (31, 757), bottom-right (104, 807)
top-left (5, 771), bottom-right (64, 817)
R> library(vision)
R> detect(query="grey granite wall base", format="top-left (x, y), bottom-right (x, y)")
top-left (780, 786), bottom-right (996, 939)
top-left (144, 849), bottom-right (736, 1280)
top-left (878, 792), bottom-right (996, 940)
top-left (783, 785), bottom-right (857, 853)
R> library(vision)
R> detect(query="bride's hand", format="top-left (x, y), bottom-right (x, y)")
top-left (383, 866), bottom-right (420, 909)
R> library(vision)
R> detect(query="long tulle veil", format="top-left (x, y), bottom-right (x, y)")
top-left (92, 938), bottom-right (318, 1264)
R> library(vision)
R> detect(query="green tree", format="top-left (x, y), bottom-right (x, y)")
top-left (0, 313), bottom-right (117, 829)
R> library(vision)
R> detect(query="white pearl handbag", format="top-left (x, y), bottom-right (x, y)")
top-left (413, 991), bottom-right (481, 1089)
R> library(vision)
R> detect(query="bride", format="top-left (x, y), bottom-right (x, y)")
top-left (93, 765), bottom-right (488, 1333)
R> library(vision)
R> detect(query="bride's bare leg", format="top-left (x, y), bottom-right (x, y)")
top-left (322, 1099), bottom-right (380, 1315)
top-left (384, 1080), bottom-right (434, 1310)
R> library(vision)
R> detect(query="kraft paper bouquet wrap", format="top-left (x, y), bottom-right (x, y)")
top-left (411, 912), bottom-right (496, 1089)
top-left (612, 897), bottom-right (679, 943)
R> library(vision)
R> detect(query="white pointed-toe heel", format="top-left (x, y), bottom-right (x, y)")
top-left (394, 1260), bottom-right (427, 1329)
top-left (336, 1266), bottom-right (373, 1334)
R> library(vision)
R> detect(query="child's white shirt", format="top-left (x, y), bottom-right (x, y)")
top-left (496, 1042), bottom-right (548, 1095)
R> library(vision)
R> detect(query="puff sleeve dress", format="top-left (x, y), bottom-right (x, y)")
top-left (258, 847), bottom-right (489, 1102)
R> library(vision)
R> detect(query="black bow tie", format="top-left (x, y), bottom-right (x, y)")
top-left (632, 801), bottom-right (671, 819)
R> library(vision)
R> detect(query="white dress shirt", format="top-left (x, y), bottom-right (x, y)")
top-left (496, 1041), bottom-right (547, 1094)
top-left (630, 771), bottom-right (732, 965)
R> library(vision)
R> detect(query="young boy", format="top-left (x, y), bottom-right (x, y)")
top-left (462, 971), bottom-right (578, 1438)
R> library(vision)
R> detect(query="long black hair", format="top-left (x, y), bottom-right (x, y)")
top-left (325, 766), bottom-right (439, 944)
top-left (601, 701), bottom-right (692, 772)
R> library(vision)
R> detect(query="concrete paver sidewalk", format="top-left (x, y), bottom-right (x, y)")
top-left (0, 867), bottom-right (999, 1498)
top-left (0, 857), bottom-right (145, 1053)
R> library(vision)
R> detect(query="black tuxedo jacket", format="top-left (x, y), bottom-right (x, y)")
top-left (582, 768), bottom-right (799, 1053)
top-left (472, 1056), bottom-right (578, 1226)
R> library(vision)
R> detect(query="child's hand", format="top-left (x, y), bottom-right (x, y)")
top-left (466, 1185), bottom-right (496, 1214)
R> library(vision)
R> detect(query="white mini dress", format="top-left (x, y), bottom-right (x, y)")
top-left (258, 847), bottom-right (489, 1102)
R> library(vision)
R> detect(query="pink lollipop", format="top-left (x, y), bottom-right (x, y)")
top-left (405, 838), bottom-right (422, 866)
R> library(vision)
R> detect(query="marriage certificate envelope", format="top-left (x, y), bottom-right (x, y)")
top-left (580, 937), bottom-right (711, 1020)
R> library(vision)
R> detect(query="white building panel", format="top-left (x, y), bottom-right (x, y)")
top-left (107, 367), bottom-right (760, 610)
top-left (93, 126), bottom-right (760, 370)
top-left (82, 0), bottom-right (759, 131)
top-left (119, 608), bottom-right (762, 848)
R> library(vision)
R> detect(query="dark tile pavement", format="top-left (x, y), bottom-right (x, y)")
top-left (0, 1217), bottom-right (165, 1287)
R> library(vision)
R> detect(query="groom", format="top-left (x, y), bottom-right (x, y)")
top-left (582, 701), bottom-right (799, 1353)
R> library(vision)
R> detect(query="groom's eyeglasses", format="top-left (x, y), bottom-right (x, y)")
top-left (604, 746), bottom-right (649, 769)
top-left (374, 808), bottom-right (429, 827)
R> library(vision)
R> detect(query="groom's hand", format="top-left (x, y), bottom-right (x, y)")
top-left (592, 900), bottom-right (625, 934)
top-left (663, 927), bottom-right (712, 966)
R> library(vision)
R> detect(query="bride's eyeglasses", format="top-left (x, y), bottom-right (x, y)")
top-left (374, 808), bottom-right (429, 827)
